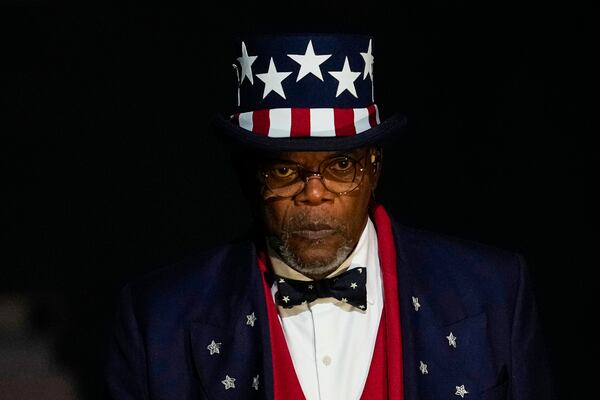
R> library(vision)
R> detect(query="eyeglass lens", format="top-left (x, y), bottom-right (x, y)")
top-left (261, 153), bottom-right (368, 197)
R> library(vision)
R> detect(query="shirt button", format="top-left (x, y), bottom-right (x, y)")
top-left (322, 355), bottom-right (332, 366)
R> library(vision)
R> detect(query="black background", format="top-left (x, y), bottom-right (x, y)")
top-left (3, 0), bottom-right (591, 398)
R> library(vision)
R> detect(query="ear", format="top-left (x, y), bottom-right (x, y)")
top-left (369, 147), bottom-right (383, 191)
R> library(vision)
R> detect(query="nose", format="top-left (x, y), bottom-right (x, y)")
top-left (294, 175), bottom-right (335, 205)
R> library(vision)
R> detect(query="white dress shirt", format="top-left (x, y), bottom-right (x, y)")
top-left (269, 217), bottom-right (383, 400)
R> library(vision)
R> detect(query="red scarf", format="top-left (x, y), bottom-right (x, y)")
top-left (257, 204), bottom-right (404, 400)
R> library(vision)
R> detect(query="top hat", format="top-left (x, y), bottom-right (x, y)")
top-left (212, 33), bottom-right (407, 151)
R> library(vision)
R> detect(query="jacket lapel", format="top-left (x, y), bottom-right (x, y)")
top-left (189, 243), bottom-right (274, 400)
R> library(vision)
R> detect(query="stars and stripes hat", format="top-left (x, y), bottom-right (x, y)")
top-left (213, 33), bottom-right (407, 151)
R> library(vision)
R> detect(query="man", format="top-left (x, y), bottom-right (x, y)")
top-left (105, 34), bottom-right (555, 399)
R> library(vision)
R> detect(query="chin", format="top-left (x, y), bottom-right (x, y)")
top-left (289, 234), bottom-right (343, 258)
top-left (293, 247), bottom-right (340, 267)
top-left (283, 236), bottom-right (354, 278)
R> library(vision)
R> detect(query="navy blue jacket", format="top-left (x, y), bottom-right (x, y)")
top-left (105, 217), bottom-right (555, 400)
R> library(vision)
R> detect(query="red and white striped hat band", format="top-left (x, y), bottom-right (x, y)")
top-left (230, 104), bottom-right (380, 138)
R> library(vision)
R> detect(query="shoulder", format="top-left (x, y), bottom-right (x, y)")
top-left (394, 222), bottom-right (523, 276)
top-left (389, 214), bottom-right (524, 311)
top-left (118, 240), bottom-right (256, 319)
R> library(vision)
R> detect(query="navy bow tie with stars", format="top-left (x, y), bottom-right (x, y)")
top-left (274, 267), bottom-right (367, 310)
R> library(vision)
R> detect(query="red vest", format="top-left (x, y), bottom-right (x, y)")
top-left (257, 204), bottom-right (404, 400)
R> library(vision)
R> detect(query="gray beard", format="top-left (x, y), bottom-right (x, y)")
top-left (266, 212), bottom-right (355, 279)
top-left (269, 235), bottom-right (354, 278)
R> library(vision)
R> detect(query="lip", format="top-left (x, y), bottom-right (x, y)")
top-left (292, 229), bottom-right (337, 240)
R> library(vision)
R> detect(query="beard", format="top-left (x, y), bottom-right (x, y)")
top-left (267, 211), bottom-right (356, 279)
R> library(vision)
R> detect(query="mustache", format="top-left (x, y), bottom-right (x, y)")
top-left (281, 213), bottom-right (348, 234)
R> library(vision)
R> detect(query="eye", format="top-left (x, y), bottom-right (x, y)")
top-left (329, 158), bottom-right (354, 171)
top-left (270, 166), bottom-right (296, 178)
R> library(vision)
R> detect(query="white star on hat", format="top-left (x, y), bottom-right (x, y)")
top-left (287, 40), bottom-right (332, 82)
top-left (360, 39), bottom-right (374, 81)
top-left (328, 57), bottom-right (361, 98)
top-left (237, 42), bottom-right (257, 85)
top-left (256, 58), bottom-right (292, 99)
top-left (360, 39), bottom-right (375, 101)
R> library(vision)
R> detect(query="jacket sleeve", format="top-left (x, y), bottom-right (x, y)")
top-left (510, 256), bottom-right (557, 400)
top-left (104, 284), bottom-right (150, 400)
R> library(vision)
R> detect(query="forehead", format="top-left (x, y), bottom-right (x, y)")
top-left (261, 148), bottom-right (366, 165)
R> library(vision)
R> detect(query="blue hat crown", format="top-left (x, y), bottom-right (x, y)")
top-left (229, 34), bottom-right (380, 138)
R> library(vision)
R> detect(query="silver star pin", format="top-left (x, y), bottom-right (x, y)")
top-left (412, 296), bottom-right (421, 311)
top-left (282, 295), bottom-right (290, 303)
top-left (350, 282), bottom-right (358, 289)
top-left (359, 305), bottom-right (365, 309)
top-left (252, 374), bottom-right (260, 391)
top-left (278, 278), bottom-right (285, 283)
top-left (447, 332), bottom-right (457, 348)
top-left (206, 340), bottom-right (222, 355)
top-left (221, 375), bottom-right (236, 390)
top-left (246, 312), bottom-right (257, 327)
top-left (455, 385), bottom-right (469, 397)
top-left (419, 361), bottom-right (428, 375)
top-left (308, 284), bottom-right (314, 290)
top-left (341, 297), bottom-right (348, 303)
top-left (358, 268), bottom-right (363, 274)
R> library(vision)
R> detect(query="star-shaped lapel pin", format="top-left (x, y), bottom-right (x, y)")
top-left (287, 40), bottom-right (332, 82)
top-left (221, 375), bottom-right (236, 390)
top-left (252, 374), bottom-right (260, 391)
top-left (282, 295), bottom-right (290, 304)
top-left (455, 384), bottom-right (469, 397)
top-left (350, 282), bottom-right (358, 289)
top-left (246, 312), bottom-right (257, 327)
top-left (328, 57), bottom-right (361, 98)
top-left (256, 58), bottom-right (292, 99)
top-left (446, 332), bottom-right (457, 348)
top-left (237, 42), bottom-right (257, 85)
top-left (419, 360), bottom-right (428, 375)
top-left (206, 340), bottom-right (221, 355)
top-left (412, 296), bottom-right (421, 311)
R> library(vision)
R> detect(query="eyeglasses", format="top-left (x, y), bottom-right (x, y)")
top-left (259, 150), bottom-right (376, 198)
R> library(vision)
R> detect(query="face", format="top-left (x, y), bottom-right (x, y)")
top-left (259, 147), bottom-right (380, 280)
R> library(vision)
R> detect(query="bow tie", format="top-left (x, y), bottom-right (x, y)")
top-left (274, 267), bottom-right (367, 310)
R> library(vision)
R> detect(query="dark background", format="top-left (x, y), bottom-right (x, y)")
top-left (3, 0), bottom-right (590, 398)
